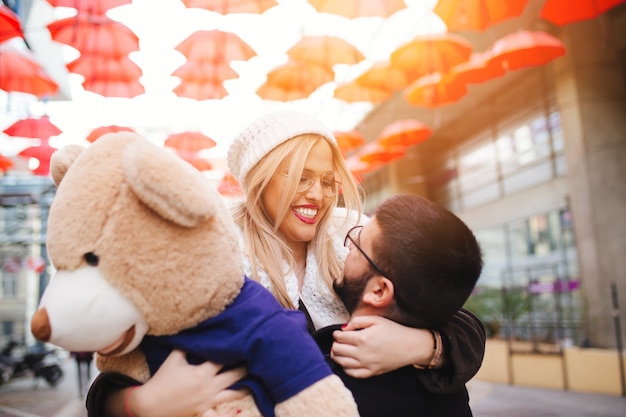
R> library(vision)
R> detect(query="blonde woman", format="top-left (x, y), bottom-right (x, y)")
top-left (87, 111), bottom-right (485, 417)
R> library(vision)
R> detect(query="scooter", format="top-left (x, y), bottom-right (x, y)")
top-left (0, 340), bottom-right (64, 387)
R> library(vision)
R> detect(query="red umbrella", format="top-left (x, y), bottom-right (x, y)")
top-left (172, 60), bottom-right (238, 100)
top-left (3, 115), bottom-right (62, 140)
top-left (176, 30), bottom-right (256, 62)
top-left (47, 14), bottom-right (139, 56)
top-left (0, 154), bottom-right (14, 173)
top-left (448, 51), bottom-right (506, 84)
top-left (334, 130), bottom-right (365, 155)
top-left (308, 0), bottom-right (407, 18)
top-left (81, 76), bottom-right (144, 98)
top-left (67, 54), bottom-right (142, 81)
top-left (181, 0), bottom-right (278, 14)
top-left (488, 30), bottom-right (566, 72)
top-left (0, 5), bottom-right (23, 42)
top-left (539, 0), bottom-right (625, 26)
top-left (333, 80), bottom-right (393, 103)
top-left (257, 60), bottom-right (334, 101)
top-left (356, 142), bottom-right (406, 164)
top-left (18, 138), bottom-right (57, 176)
top-left (403, 72), bottom-right (468, 108)
top-left (345, 155), bottom-right (384, 183)
top-left (0, 45), bottom-right (59, 98)
top-left (377, 119), bottom-right (432, 148)
top-left (46, 0), bottom-right (131, 14)
top-left (87, 125), bottom-right (136, 143)
top-left (164, 131), bottom-right (217, 153)
top-left (434, 0), bottom-right (529, 32)
top-left (390, 33), bottom-right (473, 83)
top-left (217, 172), bottom-right (244, 197)
top-left (175, 151), bottom-right (213, 172)
top-left (287, 35), bottom-right (365, 71)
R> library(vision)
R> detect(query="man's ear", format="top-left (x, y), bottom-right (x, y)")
top-left (362, 276), bottom-right (395, 308)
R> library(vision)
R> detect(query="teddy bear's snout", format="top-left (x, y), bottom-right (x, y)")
top-left (31, 308), bottom-right (51, 342)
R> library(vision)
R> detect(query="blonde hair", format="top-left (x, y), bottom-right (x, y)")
top-left (231, 134), bottom-right (364, 309)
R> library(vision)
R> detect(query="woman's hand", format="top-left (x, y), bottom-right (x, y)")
top-left (128, 350), bottom-right (247, 417)
top-left (330, 315), bottom-right (435, 378)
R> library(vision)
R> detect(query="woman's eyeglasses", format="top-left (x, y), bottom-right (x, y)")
top-left (344, 225), bottom-right (388, 278)
top-left (281, 171), bottom-right (341, 198)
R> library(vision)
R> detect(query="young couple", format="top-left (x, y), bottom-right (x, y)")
top-left (87, 110), bottom-right (485, 417)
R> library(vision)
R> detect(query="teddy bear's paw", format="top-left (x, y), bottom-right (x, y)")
top-left (275, 374), bottom-right (360, 417)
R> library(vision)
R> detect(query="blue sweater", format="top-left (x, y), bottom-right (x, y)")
top-left (140, 277), bottom-right (333, 417)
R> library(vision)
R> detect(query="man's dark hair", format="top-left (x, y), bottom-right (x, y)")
top-left (372, 194), bottom-right (483, 328)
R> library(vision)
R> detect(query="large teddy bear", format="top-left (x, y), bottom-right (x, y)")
top-left (30, 132), bottom-right (359, 417)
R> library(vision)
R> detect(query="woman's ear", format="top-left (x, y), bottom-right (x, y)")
top-left (362, 276), bottom-right (395, 308)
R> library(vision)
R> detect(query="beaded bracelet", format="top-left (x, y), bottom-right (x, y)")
top-left (413, 329), bottom-right (443, 370)
top-left (125, 385), bottom-right (140, 417)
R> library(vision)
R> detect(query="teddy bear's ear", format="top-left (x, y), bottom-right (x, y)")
top-left (123, 139), bottom-right (220, 227)
top-left (50, 144), bottom-right (86, 186)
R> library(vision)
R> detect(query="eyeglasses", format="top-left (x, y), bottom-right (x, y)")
top-left (344, 225), bottom-right (388, 278)
top-left (281, 171), bottom-right (341, 198)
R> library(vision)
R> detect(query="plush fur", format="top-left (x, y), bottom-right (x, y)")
top-left (30, 133), bottom-right (358, 417)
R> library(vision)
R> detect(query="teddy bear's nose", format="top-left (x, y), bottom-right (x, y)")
top-left (31, 308), bottom-right (51, 342)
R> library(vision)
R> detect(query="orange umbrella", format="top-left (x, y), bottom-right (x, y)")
top-left (334, 130), bottom-right (365, 154)
top-left (175, 30), bottom-right (256, 62)
top-left (448, 51), bottom-right (506, 84)
top-left (165, 131), bottom-right (217, 153)
top-left (172, 60), bottom-right (238, 100)
top-left (87, 125), bottom-right (135, 143)
top-left (18, 138), bottom-right (57, 176)
top-left (355, 61), bottom-right (409, 92)
top-left (181, 0), bottom-right (278, 14)
top-left (433, 0), bottom-right (529, 32)
top-left (287, 35), bottom-right (365, 70)
top-left (47, 14), bottom-right (139, 57)
top-left (308, 0), bottom-right (407, 18)
top-left (4, 115), bottom-right (62, 140)
top-left (390, 33), bottom-right (473, 83)
top-left (1, 5), bottom-right (23, 42)
top-left (257, 60), bottom-right (334, 101)
top-left (403, 72), bottom-right (468, 108)
top-left (377, 119), bottom-right (432, 148)
top-left (218, 172), bottom-right (244, 197)
top-left (488, 30), bottom-right (566, 72)
top-left (357, 141), bottom-right (406, 164)
top-left (539, 0), bottom-right (625, 26)
top-left (333, 80), bottom-right (393, 103)
top-left (0, 45), bottom-right (59, 98)
top-left (0, 154), bottom-right (14, 173)
top-left (175, 151), bottom-right (213, 172)
top-left (46, 0), bottom-right (131, 14)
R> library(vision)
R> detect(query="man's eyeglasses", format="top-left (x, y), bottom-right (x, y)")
top-left (344, 225), bottom-right (389, 278)
top-left (281, 171), bottom-right (341, 198)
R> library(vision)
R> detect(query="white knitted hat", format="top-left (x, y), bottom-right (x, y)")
top-left (227, 110), bottom-right (337, 188)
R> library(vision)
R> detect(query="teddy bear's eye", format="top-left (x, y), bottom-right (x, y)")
top-left (84, 252), bottom-right (99, 266)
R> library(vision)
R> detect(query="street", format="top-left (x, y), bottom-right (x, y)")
top-left (0, 354), bottom-right (625, 417)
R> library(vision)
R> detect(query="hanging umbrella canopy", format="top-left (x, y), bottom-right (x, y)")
top-left (354, 61), bottom-right (409, 92)
top-left (334, 130), bottom-right (366, 154)
top-left (47, 13), bottom-right (139, 56)
top-left (172, 60), bottom-right (238, 100)
top-left (333, 80), bottom-right (393, 103)
top-left (218, 172), bottom-right (244, 197)
top-left (257, 60), bottom-right (334, 101)
top-left (18, 138), bottom-right (57, 176)
top-left (377, 119), bottom-right (432, 148)
top-left (165, 131), bottom-right (217, 153)
top-left (433, 0), bottom-right (529, 32)
top-left (67, 54), bottom-right (142, 81)
top-left (0, 5), bottom-right (23, 42)
top-left (539, 0), bottom-right (626, 26)
top-left (308, 0), bottom-right (407, 18)
top-left (287, 35), bottom-right (365, 70)
top-left (81, 74), bottom-right (144, 98)
top-left (0, 45), bottom-right (59, 98)
top-left (488, 30), bottom-right (566, 72)
top-left (175, 30), bottom-right (256, 62)
top-left (46, 0), bottom-right (131, 15)
top-left (181, 0), bottom-right (278, 14)
top-left (0, 154), bottom-right (14, 173)
top-left (4, 115), bottom-right (62, 140)
top-left (356, 141), bottom-right (406, 164)
top-left (390, 33), bottom-right (473, 83)
top-left (403, 72), bottom-right (468, 108)
top-left (87, 125), bottom-right (136, 143)
top-left (448, 51), bottom-right (506, 84)
top-left (345, 155), bottom-right (384, 183)
top-left (175, 150), bottom-right (213, 172)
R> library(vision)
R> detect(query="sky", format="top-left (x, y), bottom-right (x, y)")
top-left (1, 0), bottom-right (444, 176)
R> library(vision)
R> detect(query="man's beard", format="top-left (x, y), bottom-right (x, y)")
top-left (333, 270), bottom-right (374, 315)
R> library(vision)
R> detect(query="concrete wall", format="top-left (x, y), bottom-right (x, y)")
top-left (475, 339), bottom-right (626, 396)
